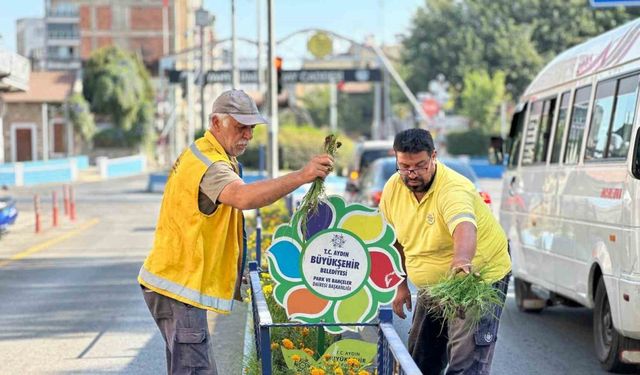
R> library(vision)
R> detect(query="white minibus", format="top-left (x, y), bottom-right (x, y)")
top-left (501, 18), bottom-right (640, 373)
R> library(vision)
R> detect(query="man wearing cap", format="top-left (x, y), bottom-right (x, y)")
top-left (138, 90), bottom-right (334, 374)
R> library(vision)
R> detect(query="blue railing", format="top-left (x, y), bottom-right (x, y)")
top-left (248, 261), bottom-right (422, 375)
top-left (0, 156), bottom-right (88, 186)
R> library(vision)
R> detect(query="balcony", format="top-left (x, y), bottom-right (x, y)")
top-left (46, 9), bottom-right (79, 23)
top-left (47, 31), bottom-right (80, 46)
top-left (46, 58), bottom-right (81, 71)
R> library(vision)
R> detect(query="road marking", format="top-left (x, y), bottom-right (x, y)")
top-left (0, 218), bottom-right (100, 268)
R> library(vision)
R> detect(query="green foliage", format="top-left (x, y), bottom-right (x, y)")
top-left (66, 93), bottom-right (96, 143)
top-left (239, 125), bottom-right (354, 175)
top-left (402, 0), bottom-right (640, 98)
top-left (459, 70), bottom-right (507, 134)
top-left (298, 87), bottom-right (374, 137)
top-left (299, 87), bottom-right (331, 127)
top-left (83, 46), bottom-right (155, 147)
top-left (420, 268), bottom-right (505, 330)
top-left (446, 128), bottom-right (490, 156)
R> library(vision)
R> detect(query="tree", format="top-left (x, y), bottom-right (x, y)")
top-left (298, 86), bottom-right (374, 137)
top-left (402, 0), bottom-right (640, 98)
top-left (83, 46), bottom-right (155, 147)
top-left (67, 93), bottom-right (96, 143)
top-left (459, 69), bottom-right (507, 134)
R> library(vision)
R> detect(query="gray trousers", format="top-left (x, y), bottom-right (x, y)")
top-left (142, 285), bottom-right (218, 375)
top-left (408, 275), bottom-right (509, 375)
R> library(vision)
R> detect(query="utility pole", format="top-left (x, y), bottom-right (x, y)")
top-left (329, 78), bottom-right (338, 133)
top-left (256, 0), bottom-right (263, 94)
top-left (267, 0), bottom-right (278, 178)
top-left (196, 7), bottom-right (210, 131)
top-left (231, 0), bottom-right (239, 88)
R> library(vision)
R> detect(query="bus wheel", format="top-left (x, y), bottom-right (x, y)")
top-left (514, 277), bottom-right (545, 313)
top-left (593, 278), bottom-right (640, 373)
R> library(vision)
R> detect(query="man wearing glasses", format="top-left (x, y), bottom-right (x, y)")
top-left (379, 128), bottom-right (511, 375)
top-left (138, 90), bottom-right (334, 374)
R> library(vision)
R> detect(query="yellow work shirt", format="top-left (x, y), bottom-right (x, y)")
top-left (379, 161), bottom-right (510, 287)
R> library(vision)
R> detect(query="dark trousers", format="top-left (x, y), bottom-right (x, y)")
top-left (142, 286), bottom-right (218, 375)
top-left (408, 275), bottom-right (509, 375)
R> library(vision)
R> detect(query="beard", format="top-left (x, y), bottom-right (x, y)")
top-left (402, 176), bottom-right (430, 193)
top-left (402, 170), bottom-right (437, 193)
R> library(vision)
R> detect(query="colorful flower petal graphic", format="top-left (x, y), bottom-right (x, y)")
top-left (339, 211), bottom-right (385, 243)
top-left (300, 201), bottom-right (335, 240)
top-left (369, 250), bottom-right (403, 291)
top-left (286, 286), bottom-right (330, 318)
top-left (266, 195), bottom-right (404, 333)
top-left (267, 240), bottom-right (301, 280)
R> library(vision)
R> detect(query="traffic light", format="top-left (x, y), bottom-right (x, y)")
top-left (275, 56), bottom-right (283, 94)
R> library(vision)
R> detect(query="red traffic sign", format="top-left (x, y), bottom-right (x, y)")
top-left (421, 97), bottom-right (440, 118)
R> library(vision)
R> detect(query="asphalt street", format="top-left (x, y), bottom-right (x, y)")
top-left (0, 175), bottom-right (246, 374)
top-left (0, 175), bottom-right (614, 374)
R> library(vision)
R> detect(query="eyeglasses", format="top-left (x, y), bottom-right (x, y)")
top-left (396, 160), bottom-right (431, 176)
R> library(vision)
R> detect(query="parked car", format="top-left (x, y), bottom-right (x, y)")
top-left (0, 192), bottom-right (18, 232)
top-left (354, 156), bottom-right (491, 207)
top-left (345, 140), bottom-right (394, 201)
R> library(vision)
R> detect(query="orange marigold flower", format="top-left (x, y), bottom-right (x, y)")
top-left (271, 342), bottom-right (279, 350)
top-left (303, 348), bottom-right (314, 356)
top-left (346, 358), bottom-right (360, 367)
top-left (334, 368), bottom-right (344, 375)
top-left (291, 354), bottom-right (301, 362)
top-left (310, 368), bottom-right (325, 375)
top-left (302, 327), bottom-right (310, 336)
top-left (323, 353), bottom-right (331, 360)
top-left (358, 371), bottom-right (370, 375)
top-left (282, 338), bottom-right (295, 349)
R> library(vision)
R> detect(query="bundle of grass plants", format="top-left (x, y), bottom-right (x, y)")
top-left (419, 267), bottom-right (505, 329)
top-left (298, 134), bottom-right (341, 238)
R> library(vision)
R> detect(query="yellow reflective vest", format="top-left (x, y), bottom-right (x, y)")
top-left (138, 131), bottom-right (243, 313)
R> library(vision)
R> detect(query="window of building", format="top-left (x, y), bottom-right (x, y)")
top-left (564, 85), bottom-right (592, 164)
top-left (550, 91), bottom-right (571, 164)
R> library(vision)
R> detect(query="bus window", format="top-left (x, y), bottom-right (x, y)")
top-left (550, 92), bottom-right (571, 163)
top-left (608, 74), bottom-right (639, 159)
top-left (522, 100), bottom-right (543, 165)
top-left (564, 85), bottom-right (592, 164)
top-left (507, 103), bottom-right (527, 169)
top-left (585, 79), bottom-right (616, 161)
top-left (534, 98), bottom-right (556, 163)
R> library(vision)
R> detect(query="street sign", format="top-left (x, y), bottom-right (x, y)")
top-left (167, 68), bottom-right (382, 85)
top-left (421, 97), bottom-right (440, 118)
top-left (590, 0), bottom-right (640, 7)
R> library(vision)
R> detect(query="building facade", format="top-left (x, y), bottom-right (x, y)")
top-left (44, 0), bottom-right (198, 74)
top-left (16, 18), bottom-right (46, 71)
top-left (1, 72), bottom-right (76, 163)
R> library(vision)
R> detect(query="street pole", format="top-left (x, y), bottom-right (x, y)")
top-left (162, 0), bottom-right (169, 55)
top-left (329, 78), bottom-right (338, 133)
top-left (372, 82), bottom-right (381, 140)
top-left (256, 0), bottom-right (263, 94)
top-left (231, 0), bottom-right (239, 88)
top-left (196, 7), bottom-right (210, 131)
top-left (383, 68), bottom-right (392, 138)
top-left (187, 71), bottom-right (195, 143)
top-left (267, 0), bottom-right (279, 178)
top-left (200, 24), bottom-right (206, 131)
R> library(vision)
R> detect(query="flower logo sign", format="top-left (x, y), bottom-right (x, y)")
top-left (266, 195), bottom-right (405, 333)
